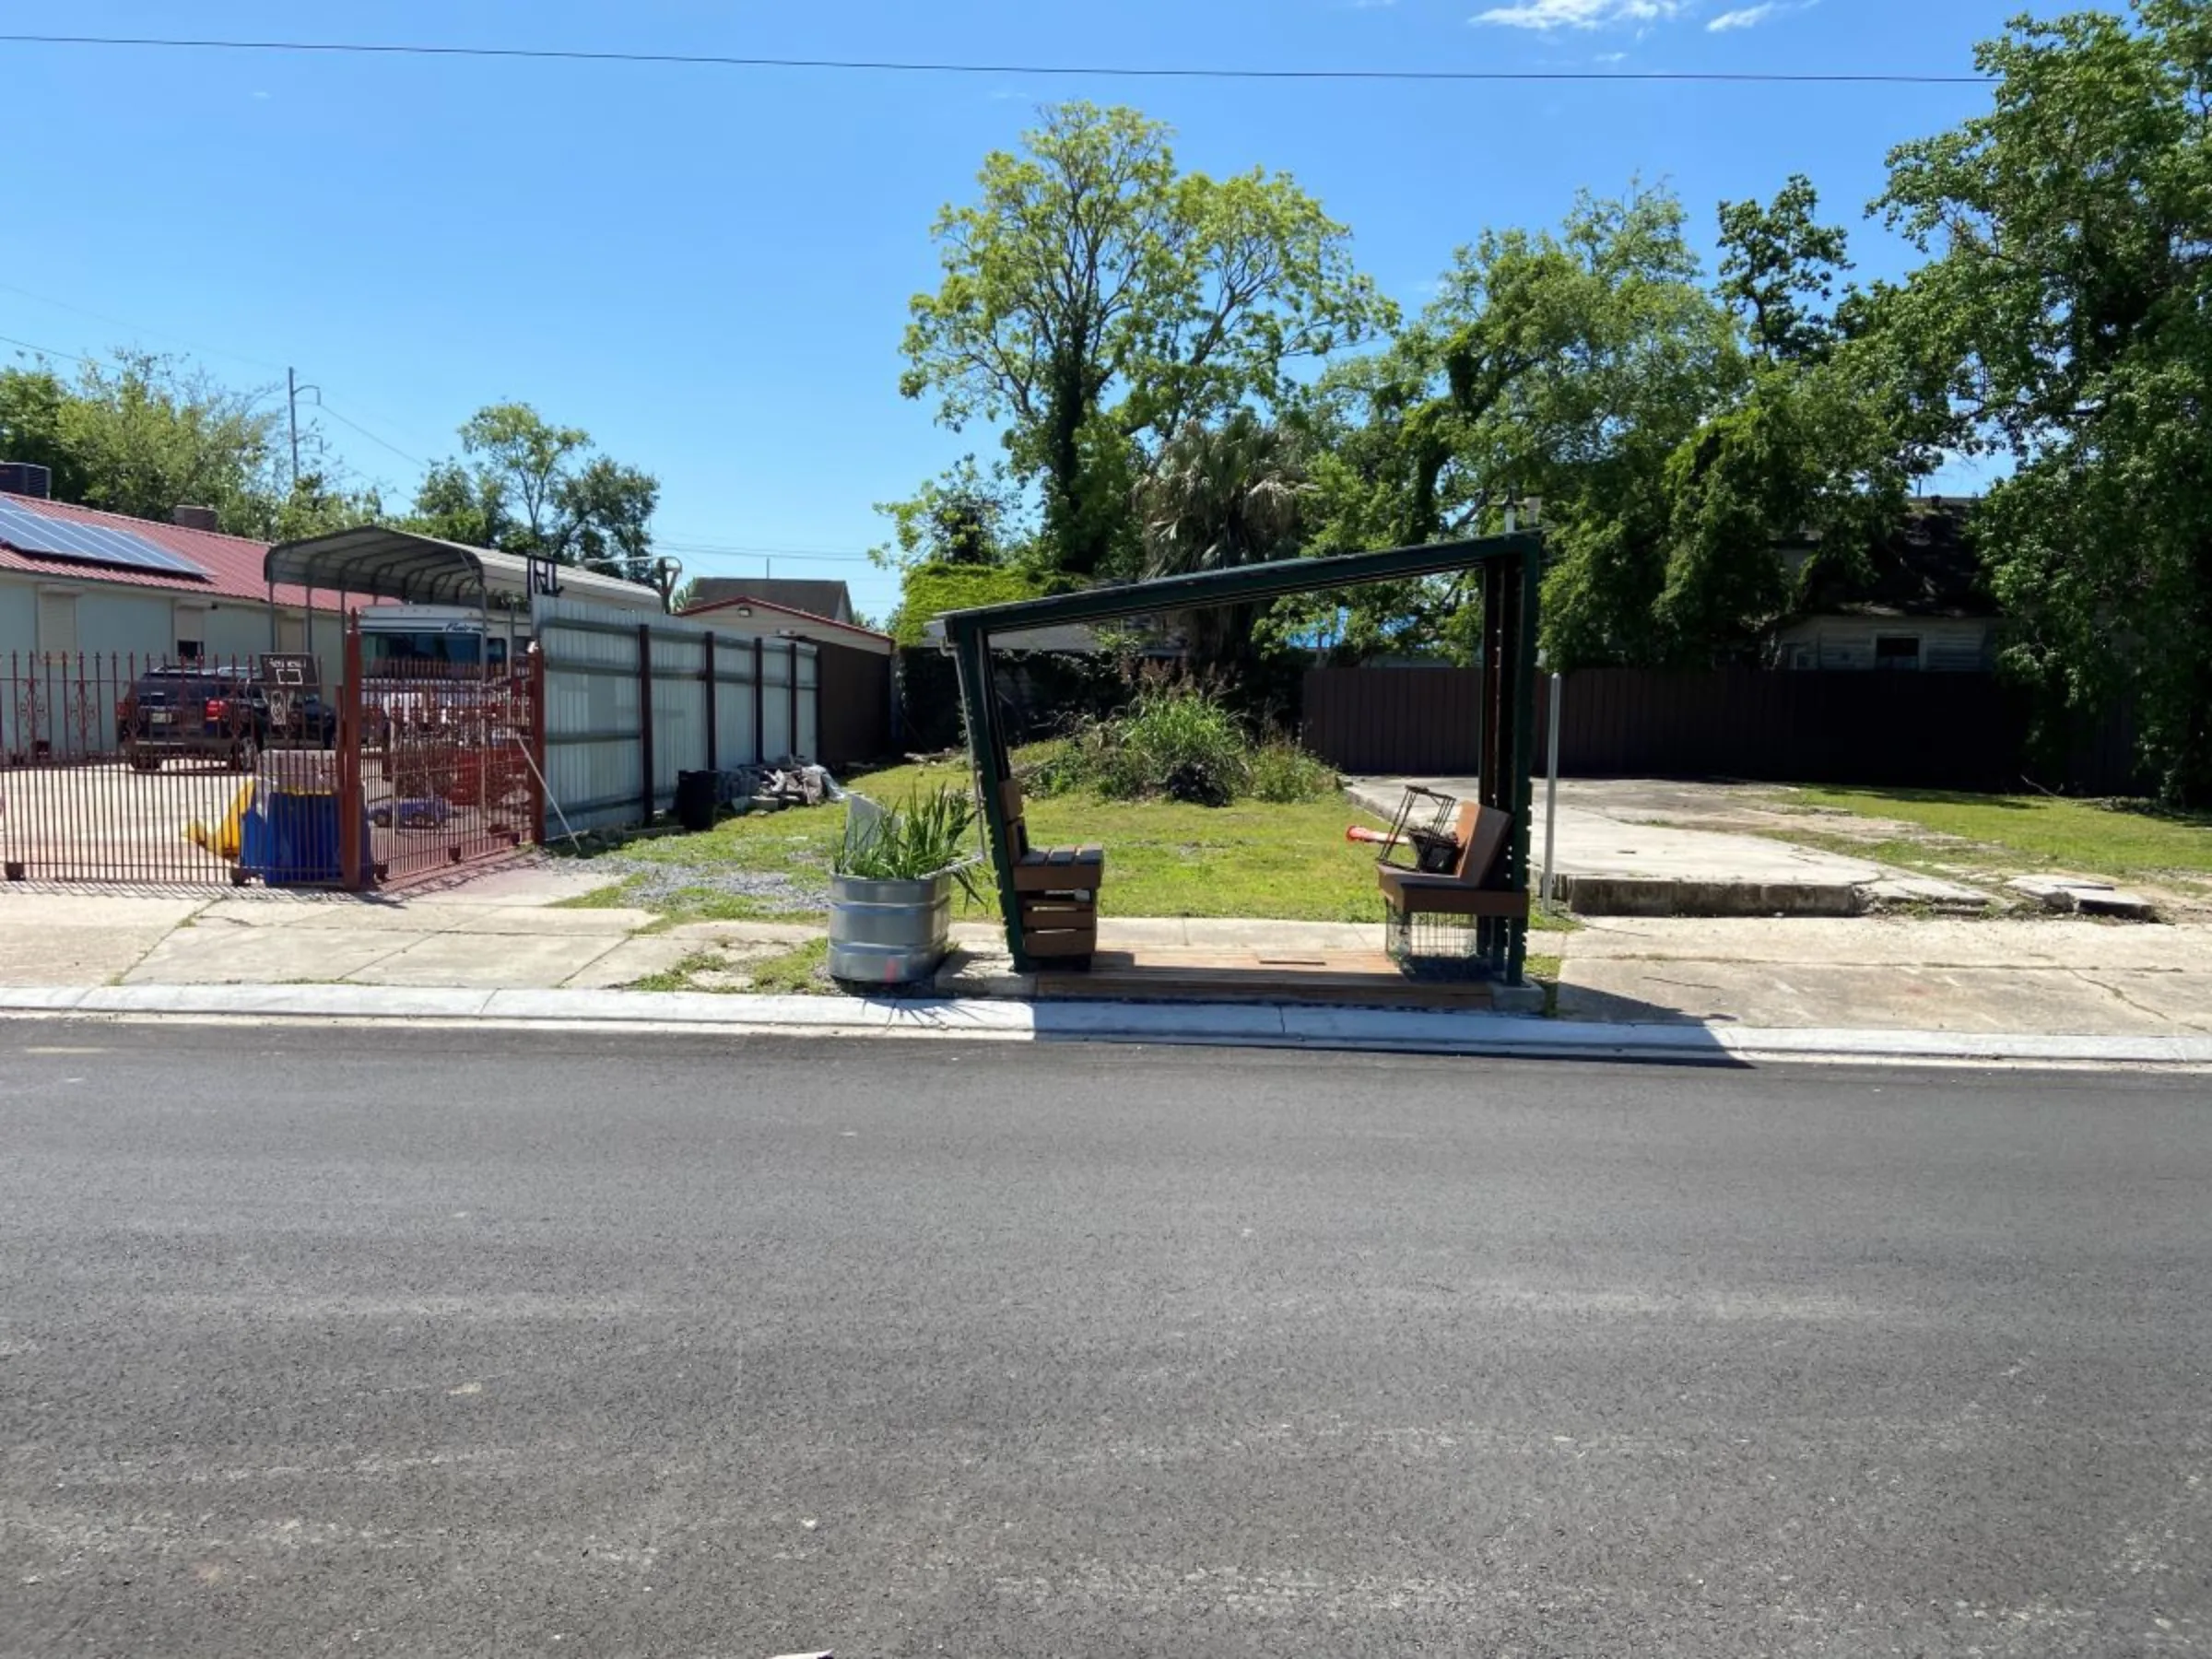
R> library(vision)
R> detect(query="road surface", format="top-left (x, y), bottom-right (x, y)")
top-left (2, 1022), bottom-right (2206, 1656)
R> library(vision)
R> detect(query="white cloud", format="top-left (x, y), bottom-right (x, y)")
top-left (1472, 0), bottom-right (1683, 29)
top-left (1707, 3), bottom-right (1777, 28)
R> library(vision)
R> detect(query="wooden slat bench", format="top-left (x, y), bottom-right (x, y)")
top-left (1001, 780), bottom-right (1103, 965)
top-left (1376, 800), bottom-right (1530, 922)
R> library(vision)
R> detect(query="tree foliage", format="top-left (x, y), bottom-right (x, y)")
top-left (1134, 411), bottom-right (1310, 674)
top-left (408, 402), bottom-right (662, 584)
top-left (900, 102), bottom-right (1392, 578)
top-left (1878, 0), bottom-right (2212, 801)
top-left (0, 351), bottom-right (296, 534)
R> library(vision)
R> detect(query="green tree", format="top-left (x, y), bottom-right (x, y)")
top-left (0, 350), bottom-right (283, 532)
top-left (1133, 411), bottom-right (1310, 673)
top-left (1297, 185), bottom-right (1740, 665)
top-left (409, 403), bottom-right (662, 583)
top-left (900, 102), bottom-right (1392, 578)
top-left (1716, 175), bottom-right (1853, 366)
top-left (1877, 0), bottom-right (2212, 802)
top-left (873, 456), bottom-right (1030, 570)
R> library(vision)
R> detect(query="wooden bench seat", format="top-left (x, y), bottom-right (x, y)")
top-left (1376, 800), bottom-right (1528, 921)
top-left (1000, 781), bottom-right (1103, 964)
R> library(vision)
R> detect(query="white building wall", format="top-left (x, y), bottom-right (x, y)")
top-left (72, 588), bottom-right (174, 660)
top-left (0, 571), bottom-right (340, 666)
top-left (1774, 617), bottom-right (1994, 672)
top-left (0, 578), bottom-right (34, 657)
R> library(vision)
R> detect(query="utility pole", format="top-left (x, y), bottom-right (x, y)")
top-left (286, 369), bottom-right (321, 492)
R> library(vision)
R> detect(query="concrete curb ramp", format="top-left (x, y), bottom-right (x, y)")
top-left (3, 984), bottom-right (2208, 1069)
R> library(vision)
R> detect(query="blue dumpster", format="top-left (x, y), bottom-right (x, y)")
top-left (240, 786), bottom-right (346, 886)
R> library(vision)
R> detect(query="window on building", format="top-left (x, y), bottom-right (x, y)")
top-left (176, 640), bottom-right (204, 664)
top-left (1874, 635), bottom-right (1923, 671)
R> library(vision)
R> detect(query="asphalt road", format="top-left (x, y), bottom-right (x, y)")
top-left (2, 1024), bottom-right (2206, 1657)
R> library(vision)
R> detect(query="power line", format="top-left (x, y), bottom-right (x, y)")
top-left (0, 280), bottom-right (288, 374)
top-left (0, 33), bottom-right (1994, 86)
top-left (315, 404), bottom-right (429, 469)
top-left (0, 331), bottom-right (98, 367)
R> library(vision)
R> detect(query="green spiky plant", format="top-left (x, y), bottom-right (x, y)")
top-left (834, 783), bottom-right (985, 902)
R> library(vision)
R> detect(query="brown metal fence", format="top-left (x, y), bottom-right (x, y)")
top-left (1302, 665), bottom-right (2145, 794)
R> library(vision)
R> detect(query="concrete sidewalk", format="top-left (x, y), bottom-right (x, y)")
top-left (4, 869), bottom-right (2209, 1042)
top-left (1556, 914), bottom-right (2212, 1037)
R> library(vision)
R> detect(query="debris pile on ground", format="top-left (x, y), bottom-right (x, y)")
top-left (733, 761), bottom-right (842, 814)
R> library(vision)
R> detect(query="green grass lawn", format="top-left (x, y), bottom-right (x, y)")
top-left (561, 757), bottom-right (1569, 931)
top-left (1788, 786), bottom-right (2212, 888)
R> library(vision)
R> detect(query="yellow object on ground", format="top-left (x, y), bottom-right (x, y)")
top-left (185, 782), bottom-right (255, 863)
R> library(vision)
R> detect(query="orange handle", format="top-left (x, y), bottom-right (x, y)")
top-left (1346, 825), bottom-right (1400, 846)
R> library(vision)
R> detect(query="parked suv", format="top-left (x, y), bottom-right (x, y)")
top-left (117, 667), bottom-right (336, 772)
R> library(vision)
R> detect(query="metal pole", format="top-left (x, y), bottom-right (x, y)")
top-left (288, 368), bottom-right (300, 489)
top-left (1542, 670), bottom-right (1561, 910)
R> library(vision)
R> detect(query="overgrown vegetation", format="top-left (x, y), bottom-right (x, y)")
top-left (1026, 683), bottom-right (1336, 806)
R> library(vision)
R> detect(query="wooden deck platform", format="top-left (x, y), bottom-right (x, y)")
top-left (1029, 947), bottom-right (1500, 1011)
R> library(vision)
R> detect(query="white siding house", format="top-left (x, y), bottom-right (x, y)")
top-left (1772, 497), bottom-right (1996, 674)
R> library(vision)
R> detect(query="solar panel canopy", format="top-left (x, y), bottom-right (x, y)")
top-left (0, 500), bottom-right (212, 580)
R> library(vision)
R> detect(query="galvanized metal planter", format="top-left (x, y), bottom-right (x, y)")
top-left (827, 868), bottom-right (959, 986)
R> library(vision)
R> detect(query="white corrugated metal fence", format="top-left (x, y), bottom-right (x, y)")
top-left (535, 596), bottom-right (819, 832)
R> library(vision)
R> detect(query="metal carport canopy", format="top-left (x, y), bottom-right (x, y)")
top-left (265, 526), bottom-right (662, 609)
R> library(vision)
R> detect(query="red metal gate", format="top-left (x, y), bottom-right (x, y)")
top-left (338, 619), bottom-right (545, 888)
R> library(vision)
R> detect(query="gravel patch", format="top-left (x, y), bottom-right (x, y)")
top-left (593, 857), bottom-right (828, 915)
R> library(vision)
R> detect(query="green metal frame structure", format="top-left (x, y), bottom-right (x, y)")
top-left (937, 529), bottom-right (1546, 982)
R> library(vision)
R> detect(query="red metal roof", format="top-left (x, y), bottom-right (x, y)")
top-left (0, 491), bottom-right (332, 610)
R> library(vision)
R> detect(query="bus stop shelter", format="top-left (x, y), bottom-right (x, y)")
top-left (936, 529), bottom-right (1545, 984)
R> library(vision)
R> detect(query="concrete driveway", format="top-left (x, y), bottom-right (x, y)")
top-left (1349, 776), bottom-right (1950, 915)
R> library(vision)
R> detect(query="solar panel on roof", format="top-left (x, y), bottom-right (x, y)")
top-left (0, 500), bottom-right (211, 580)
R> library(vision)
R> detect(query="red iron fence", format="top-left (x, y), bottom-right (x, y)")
top-left (2, 621), bottom-right (547, 890)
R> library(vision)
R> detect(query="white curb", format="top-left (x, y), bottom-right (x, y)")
top-left (3, 983), bottom-right (2209, 1068)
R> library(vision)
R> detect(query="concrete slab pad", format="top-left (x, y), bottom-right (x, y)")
top-left (1556, 957), bottom-right (2188, 1035)
top-left (1861, 874), bottom-right (1997, 910)
top-left (0, 923), bottom-right (172, 986)
top-left (560, 936), bottom-right (705, 990)
top-left (2008, 875), bottom-right (2159, 918)
top-left (347, 932), bottom-right (624, 990)
top-left (122, 925), bottom-right (427, 985)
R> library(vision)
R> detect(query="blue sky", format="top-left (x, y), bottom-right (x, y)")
top-left (2, 0), bottom-right (2020, 622)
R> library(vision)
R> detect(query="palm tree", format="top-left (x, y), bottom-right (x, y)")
top-left (1134, 412), bottom-right (1310, 674)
